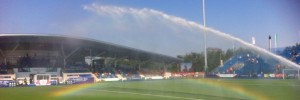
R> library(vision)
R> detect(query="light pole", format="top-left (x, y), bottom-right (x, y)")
top-left (202, 0), bottom-right (208, 75)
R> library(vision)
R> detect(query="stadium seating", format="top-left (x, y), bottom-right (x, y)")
top-left (280, 44), bottom-right (300, 65)
top-left (64, 63), bottom-right (90, 73)
top-left (215, 52), bottom-right (278, 75)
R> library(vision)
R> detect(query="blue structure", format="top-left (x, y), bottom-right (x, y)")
top-left (215, 52), bottom-right (278, 75)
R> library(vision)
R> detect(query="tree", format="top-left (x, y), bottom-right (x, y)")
top-left (178, 48), bottom-right (235, 72)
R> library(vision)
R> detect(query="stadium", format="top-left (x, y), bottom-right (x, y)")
top-left (0, 34), bottom-right (182, 85)
top-left (0, 34), bottom-right (300, 100)
top-left (1, 1), bottom-right (300, 100)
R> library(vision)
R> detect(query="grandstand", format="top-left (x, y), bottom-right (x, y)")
top-left (216, 53), bottom-right (276, 74)
top-left (281, 43), bottom-right (300, 65)
top-left (214, 46), bottom-right (300, 78)
top-left (0, 34), bottom-right (180, 86)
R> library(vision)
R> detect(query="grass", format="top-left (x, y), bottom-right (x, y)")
top-left (0, 79), bottom-right (300, 100)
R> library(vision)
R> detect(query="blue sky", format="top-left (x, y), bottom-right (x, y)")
top-left (0, 0), bottom-right (299, 56)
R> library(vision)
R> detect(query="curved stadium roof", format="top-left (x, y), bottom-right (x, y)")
top-left (0, 34), bottom-right (181, 63)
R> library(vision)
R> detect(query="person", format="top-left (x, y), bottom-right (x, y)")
top-left (24, 78), bottom-right (27, 85)
top-left (56, 78), bottom-right (59, 85)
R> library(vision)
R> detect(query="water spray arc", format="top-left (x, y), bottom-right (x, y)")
top-left (198, 26), bottom-right (300, 69)
top-left (200, 2), bottom-right (298, 69)
top-left (83, 3), bottom-right (300, 69)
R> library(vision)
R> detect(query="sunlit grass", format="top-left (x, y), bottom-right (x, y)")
top-left (0, 79), bottom-right (300, 100)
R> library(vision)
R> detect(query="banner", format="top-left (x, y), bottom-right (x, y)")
top-left (257, 74), bottom-right (263, 78)
top-left (217, 74), bottom-right (237, 78)
top-left (0, 80), bottom-right (14, 87)
top-left (269, 74), bottom-right (275, 78)
top-left (67, 74), bottom-right (94, 84)
top-left (264, 74), bottom-right (269, 78)
top-left (275, 74), bottom-right (284, 78)
top-left (238, 74), bottom-right (251, 78)
top-left (286, 74), bottom-right (297, 79)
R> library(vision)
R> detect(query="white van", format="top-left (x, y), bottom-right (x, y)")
top-left (30, 74), bottom-right (51, 86)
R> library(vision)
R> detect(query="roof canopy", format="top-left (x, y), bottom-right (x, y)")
top-left (0, 34), bottom-right (181, 63)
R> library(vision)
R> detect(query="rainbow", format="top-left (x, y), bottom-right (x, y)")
top-left (51, 79), bottom-right (269, 100)
top-left (52, 83), bottom-right (96, 97)
top-left (187, 79), bottom-right (269, 100)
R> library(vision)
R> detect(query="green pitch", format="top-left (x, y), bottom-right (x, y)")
top-left (0, 79), bottom-right (300, 100)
